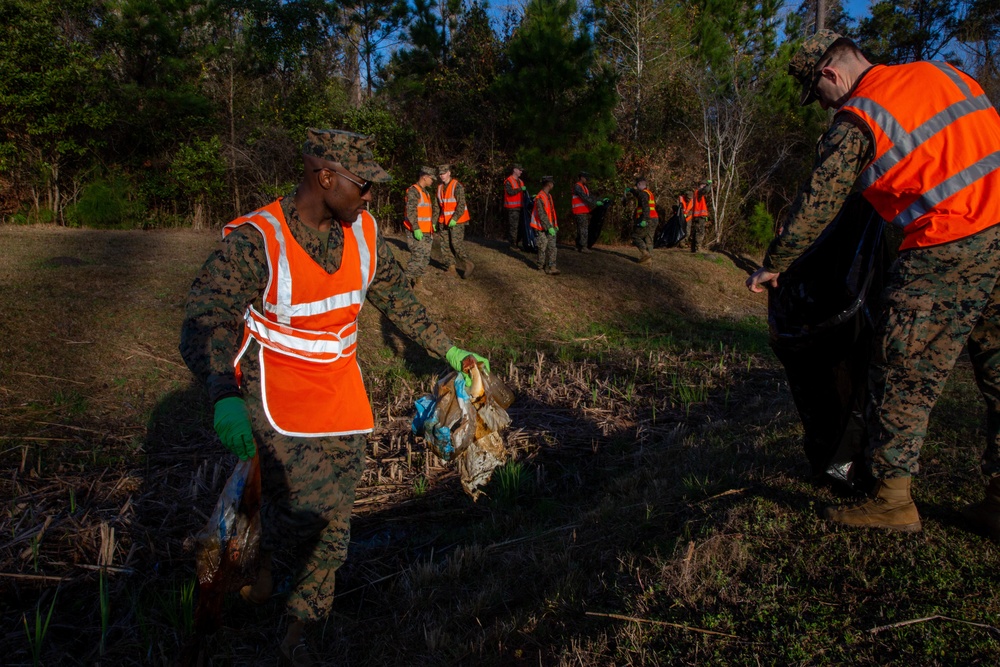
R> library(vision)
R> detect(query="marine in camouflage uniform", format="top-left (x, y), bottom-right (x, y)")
top-left (505, 165), bottom-right (526, 247)
top-left (180, 129), bottom-right (487, 660)
top-left (572, 172), bottom-right (601, 252)
top-left (748, 31), bottom-right (1000, 535)
top-left (689, 182), bottom-right (711, 253)
top-left (404, 166), bottom-right (439, 287)
top-left (624, 179), bottom-right (657, 264)
top-left (436, 164), bottom-right (474, 277)
top-left (532, 176), bottom-right (559, 274)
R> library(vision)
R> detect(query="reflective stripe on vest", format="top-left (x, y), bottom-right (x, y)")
top-left (693, 194), bottom-right (708, 217)
top-left (437, 180), bottom-right (470, 224)
top-left (223, 199), bottom-right (378, 436)
top-left (840, 61), bottom-right (1000, 249)
top-left (637, 189), bottom-right (658, 219)
top-left (680, 196), bottom-right (694, 221)
top-left (504, 176), bottom-right (524, 208)
top-left (571, 182), bottom-right (591, 214)
top-left (404, 185), bottom-right (434, 233)
top-left (530, 191), bottom-right (557, 230)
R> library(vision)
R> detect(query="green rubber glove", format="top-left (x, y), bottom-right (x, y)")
top-left (602, 197), bottom-right (611, 205)
top-left (446, 346), bottom-right (491, 385)
top-left (521, 185), bottom-right (527, 191)
top-left (448, 219), bottom-right (457, 227)
top-left (413, 229), bottom-right (424, 241)
top-left (639, 220), bottom-right (647, 228)
top-left (213, 397), bottom-right (255, 460)
top-left (547, 227), bottom-right (557, 236)
top-left (595, 200), bottom-right (604, 207)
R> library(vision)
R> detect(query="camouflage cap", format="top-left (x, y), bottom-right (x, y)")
top-left (437, 164), bottom-right (452, 175)
top-left (789, 30), bottom-right (842, 105)
top-left (540, 175), bottom-right (554, 184)
top-left (303, 128), bottom-right (391, 183)
top-left (578, 171), bottom-right (591, 179)
top-left (512, 164), bottom-right (524, 172)
top-left (419, 165), bottom-right (437, 178)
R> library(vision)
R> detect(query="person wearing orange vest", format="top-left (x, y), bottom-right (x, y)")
top-left (179, 130), bottom-right (489, 663)
top-left (504, 164), bottom-right (527, 248)
top-left (436, 164), bottom-right (474, 278)
top-left (403, 165), bottom-right (439, 294)
top-left (624, 177), bottom-right (659, 264)
top-left (690, 181), bottom-right (711, 252)
top-left (678, 189), bottom-right (695, 233)
top-left (748, 31), bottom-right (1000, 537)
top-left (570, 171), bottom-right (605, 252)
top-left (531, 175), bottom-right (560, 275)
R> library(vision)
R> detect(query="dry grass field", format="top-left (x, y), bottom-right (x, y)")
top-left (1, 224), bottom-right (999, 666)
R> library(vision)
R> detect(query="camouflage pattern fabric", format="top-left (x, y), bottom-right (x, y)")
top-left (440, 224), bottom-right (469, 267)
top-left (764, 117), bottom-right (874, 272)
top-left (405, 183), bottom-right (439, 235)
top-left (788, 30), bottom-right (842, 105)
top-left (180, 195), bottom-right (454, 406)
top-left (625, 187), bottom-right (655, 224)
top-left (536, 231), bottom-right (557, 271)
top-left (302, 129), bottom-right (391, 183)
top-left (867, 224), bottom-right (1000, 479)
top-left (631, 220), bottom-right (657, 253)
top-left (573, 213), bottom-right (590, 250)
top-left (239, 342), bottom-right (367, 622)
top-left (690, 216), bottom-right (706, 252)
top-left (507, 208), bottom-right (521, 245)
top-left (405, 231), bottom-right (434, 280)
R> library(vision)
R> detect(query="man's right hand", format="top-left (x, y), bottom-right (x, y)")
top-left (638, 220), bottom-right (647, 228)
top-left (746, 267), bottom-right (780, 293)
top-left (547, 227), bottom-right (557, 236)
top-left (413, 229), bottom-right (424, 241)
top-left (214, 397), bottom-right (256, 460)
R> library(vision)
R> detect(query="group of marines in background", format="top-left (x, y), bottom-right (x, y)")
top-left (401, 162), bottom-right (712, 285)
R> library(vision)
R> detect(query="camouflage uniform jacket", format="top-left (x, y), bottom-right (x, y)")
top-left (626, 188), bottom-right (655, 223)
top-left (180, 194), bottom-right (454, 404)
top-left (441, 180), bottom-right (468, 224)
top-left (573, 182), bottom-right (599, 211)
top-left (533, 192), bottom-right (556, 232)
top-left (406, 184), bottom-right (440, 231)
top-left (764, 115), bottom-right (875, 273)
top-left (504, 176), bottom-right (525, 202)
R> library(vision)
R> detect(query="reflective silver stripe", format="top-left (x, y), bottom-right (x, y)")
top-left (246, 308), bottom-right (358, 358)
top-left (858, 95), bottom-right (994, 188)
top-left (264, 290), bottom-right (363, 318)
top-left (932, 60), bottom-right (972, 98)
top-left (255, 209), bottom-right (293, 324)
top-left (351, 213), bottom-right (374, 295)
top-left (895, 150), bottom-right (1000, 227)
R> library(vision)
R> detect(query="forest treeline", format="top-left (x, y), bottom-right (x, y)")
top-left (2, 0), bottom-right (998, 250)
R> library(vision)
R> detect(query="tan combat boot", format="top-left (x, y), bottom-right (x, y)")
top-left (638, 251), bottom-right (652, 265)
top-left (962, 476), bottom-right (1000, 540)
top-left (280, 618), bottom-right (315, 667)
top-left (462, 258), bottom-right (475, 278)
top-left (412, 277), bottom-right (431, 295)
top-left (823, 477), bottom-right (922, 532)
top-left (239, 551), bottom-right (273, 605)
top-left (444, 265), bottom-right (459, 277)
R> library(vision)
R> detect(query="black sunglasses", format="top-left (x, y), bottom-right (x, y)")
top-left (313, 168), bottom-right (372, 196)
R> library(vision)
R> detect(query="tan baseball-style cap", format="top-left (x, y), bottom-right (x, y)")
top-left (419, 165), bottom-right (437, 178)
top-left (303, 129), bottom-right (391, 182)
top-left (540, 175), bottom-right (554, 184)
top-left (788, 30), bottom-right (842, 105)
top-left (437, 164), bottom-right (452, 174)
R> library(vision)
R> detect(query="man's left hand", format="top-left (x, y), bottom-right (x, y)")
top-left (448, 219), bottom-right (457, 227)
top-left (746, 267), bottom-right (780, 293)
top-left (547, 227), bottom-right (557, 236)
top-left (446, 346), bottom-right (491, 385)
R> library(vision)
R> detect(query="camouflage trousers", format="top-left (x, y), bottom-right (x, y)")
top-left (690, 216), bottom-right (708, 252)
top-left (574, 213), bottom-right (591, 250)
top-left (439, 224), bottom-right (470, 267)
top-left (536, 229), bottom-right (557, 270)
top-left (632, 220), bottom-right (657, 253)
top-left (507, 208), bottom-right (522, 245)
top-left (241, 342), bottom-right (367, 622)
top-left (868, 224), bottom-right (1000, 479)
top-left (405, 231), bottom-right (433, 281)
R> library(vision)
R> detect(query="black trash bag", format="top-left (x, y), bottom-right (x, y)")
top-left (768, 194), bottom-right (894, 493)
top-left (587, 202), bottom-right (608, 248)
top-left (516, 191), bottom-right (537, 251)
top-left (655, 210), bottom-right (687, 248)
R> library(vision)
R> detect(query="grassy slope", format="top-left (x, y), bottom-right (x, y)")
top-left (0, 225), bottom-right (997, 666)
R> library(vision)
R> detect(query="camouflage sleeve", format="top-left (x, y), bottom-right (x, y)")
top-left (366, 227), bottom-right (454, 358)
top-left (452, 181), bottom-right (468, 221)
top-left (179, 228), bottom-right (267, 403)
top-left (535, 197), bottom-right (553, 230)
top-left (503, 178), bottom-right (518, 197)
top-left (637, 191), bottom-right (651, 222)
top-left (764, 116), bottom-right (873, 272)
top-left (405, 186), bottom-right (418, 227)
top-left (575, 183), bottom-right (599, 208)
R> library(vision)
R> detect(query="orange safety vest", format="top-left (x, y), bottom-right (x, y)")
top-left (679, 196), bottom-right (694, 222)
top-left (504, 175), bottom-right (524, 209)
top-left (224, 199), bottom-right (378, 437)
top-left (437, 180), bottom-right (470, 225)
top-left (530, 190), bottom-right (558, 230)
top-left (693, 193), bottom-right (708, 218)
top-left (403, 184), bottom-right (434, 233)
top-left (637, 189), bottom-right (659, 220)
top-left (840, 61), bottom-right (1000, 250)
top-left (571, 182), bottom-right (592, 215)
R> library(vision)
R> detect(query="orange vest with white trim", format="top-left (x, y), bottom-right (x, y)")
top-left (636, 189), bottom-right (658, 220)
top-left (840, 62), bottom-right (1000, 250)
top-left (437, 180), bottom-right (470, 224)
top-left (571, 182), bottom-right (592, 214)
top-left (530, 191), bottom-right (557, 230)
top-left (504, 176), bottom-right (524, 208)
top-left (679, 196), bottom-right (694, 222)
top-left (224, 199), bottom-right (378, 437)
top-left (693, 193), bottom-right (708, 218)
top-left (403, 185), bottom-right (434, 233)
